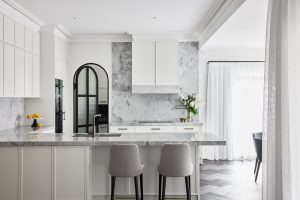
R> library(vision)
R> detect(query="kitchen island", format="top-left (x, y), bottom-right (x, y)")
top-left (0, 127), bottom-right (225, 200)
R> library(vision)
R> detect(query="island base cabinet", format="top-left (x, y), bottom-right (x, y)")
top-left (0, 147), bottom-right (19, 200)
top-left (22, 147), bottom-right (52, 200)
top-left (0, 146), bottom-right (90, 200)
top-left (55, 147), bottom-right (90, 200)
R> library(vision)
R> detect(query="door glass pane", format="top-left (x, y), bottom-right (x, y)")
top-left (78, 68), bottom-right (86, 95)
top-left (78, 97), bottom-right (86, 125)
top-left (78, 127), bottom-right (87, 133)
top-left (88, 97), bottom-right (97, 124)
top-left (88, 126), bottom-right (94, 133)
top-left (89, 69), bottom-right (97, 95)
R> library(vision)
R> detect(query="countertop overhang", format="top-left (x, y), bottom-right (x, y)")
top-left (0, 127), bottom-right (226, 146)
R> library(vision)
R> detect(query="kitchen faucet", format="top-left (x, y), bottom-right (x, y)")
top-left (92, 114), bottom-right (102, 137)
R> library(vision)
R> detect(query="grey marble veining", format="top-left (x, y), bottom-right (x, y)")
top-left (0, 98), bottom-right (24, 131)
top-left (112, 42), bottom-right (199, 123)
top-left (0, 126), bottom-right (226, 146)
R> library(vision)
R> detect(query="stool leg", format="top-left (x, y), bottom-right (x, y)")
top-left (254, 157), bottom-right (258, 174)
top-left (162, 176), bottom-right (166, 200)
top-left (158, 174), bottom-right (162, 200)
top-left (140, 174), bottom-right (143, 200)
top-left (185, 176), bottom-right (189, 200)
top-left (111, 176), bottom-right (116, 200)
top-left (134, 176), bottom-right (139, 200)
top-left (188, 176), bottom-right (191, 200)
top-left (255, 161), bottom-right (261, 182)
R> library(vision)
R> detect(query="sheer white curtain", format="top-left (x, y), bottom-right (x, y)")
top-left (202, 62), bottom-right (264, 160)
top-left (263, 0), bottom-right (300, 199)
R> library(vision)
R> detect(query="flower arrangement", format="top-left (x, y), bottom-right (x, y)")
top-left (26, 113), bottom-right (42, 127)
top-left (180, 93), bottom-right (204, 122)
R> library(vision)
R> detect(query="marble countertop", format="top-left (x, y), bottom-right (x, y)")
top-left (110, 122), bottom-right (203, 126)
top-left (0, 126), bottom-right (225, 146)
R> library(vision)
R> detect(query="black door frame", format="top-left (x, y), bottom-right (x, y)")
top-left (73, 63), bottom-right (109, 133)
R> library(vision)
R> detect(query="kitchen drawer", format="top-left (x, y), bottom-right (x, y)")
top-left (176, 126), bottom-right (200, 133)
top-left (135, 126), bottom-right (176, 133)
top-left (110, 126), bottom-right (136, 133)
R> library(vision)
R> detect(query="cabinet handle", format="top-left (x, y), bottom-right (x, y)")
top-left (118, 128), bottom-right (128, 130)
top-left (151, 128), bottom-right (161, 130)
top-left (184, 128), bottom-right (194, 130)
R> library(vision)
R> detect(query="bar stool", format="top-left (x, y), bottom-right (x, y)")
top-left (158, 144), bottom-right (193, 200)
top-left (109, 144), bottom-right (144, 200)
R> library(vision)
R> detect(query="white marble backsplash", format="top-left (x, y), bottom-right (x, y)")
top-left (0, 98), bottom-right (24, 130)
top-left (112, 42), bottom-right (199, 123)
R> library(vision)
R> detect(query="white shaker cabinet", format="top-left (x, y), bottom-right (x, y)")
top-left (132, 42), bottom-right (156, 86)
top-left (15, 48), bottom-right (25, 97)
top-left (32, 32), bottom-right (40, 55)
top-left (4, 44), bottom-right (14, 97)
top-left (156, 42), bottom-right (179, 86)
top-left (4, 16), bottom-right (14, 45)
top-left (55, 147), bottom-right (88, 200)
top-left (25, 52), bottom-right (33, 97)
top-left (32, 55), bottom-right (40, 97)
top-left (25, 28), bottom-right (33, 52)
top-left (15, 22), bottom-right (25, 49)
top-left (0, 42), bottom-right (3, 96)
top-left (0, 147), bottom-right (19, 200)
top-left (0, 13), bottom-right (3, 41)
top-left (22, 147), bottom-right (52, 200)
top-left (132, 40), bottom-right (179, 93)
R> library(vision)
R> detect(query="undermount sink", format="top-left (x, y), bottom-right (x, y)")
top-left (73, 133), bottom-right (122, 137)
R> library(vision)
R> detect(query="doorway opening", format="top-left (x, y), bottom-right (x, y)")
top-left (73, 63), bottom-right (109, 134)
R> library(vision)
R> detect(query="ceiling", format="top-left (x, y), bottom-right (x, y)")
top-left (202, 0), bottom-right (268, 49)
top-left (14, 0), bottom-right (220, 35)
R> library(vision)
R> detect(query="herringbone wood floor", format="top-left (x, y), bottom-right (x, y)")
top-left (200, 160), bottom-right (262, 200)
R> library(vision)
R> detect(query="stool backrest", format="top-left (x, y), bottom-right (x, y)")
top-left (109, 144), bottom-right (142, 177)
top-left (159, 143), bottom-right (193, 177)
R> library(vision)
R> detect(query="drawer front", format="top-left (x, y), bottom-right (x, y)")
top-left (176, 126), bottom-right (200, 133)
top-left (110, 126), bottom-right (136, 133)
top-left (135, 126), bottom-right (176, 133)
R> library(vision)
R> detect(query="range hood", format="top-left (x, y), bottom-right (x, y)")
top-left (132, 85), bottom-right (180, 94)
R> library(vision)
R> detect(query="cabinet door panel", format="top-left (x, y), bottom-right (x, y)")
top-left (22, 147), bottom-right (52, 200)
top-left (55, 147), bottom-right (87, 200)
top-left (15, 22), bottom-right (25, 49)
top-left (32, 32), bottom-right (40, 55)
top-left (32, 55), bottom-right (40, 97)
top-left (25, 52), bottom-right (32, 97)
top-left (15, 48), bottom-right (25, 97)
top-left (25, 28), bottom-right (32, 52)
top-left (156, 42), bottom-right (179, 85)
top-left (0, 13), bottom-right (3, 41)
top-left (132, 42), bottom-right (155, 85)
top-left (0, 147), bottom-right (19, 200)
top-left (0, 42), bottom-right (3, 96)
top-left (4, 44), bottom-right (14, 97)
top-left (4, 16), bottom-right (14, 45)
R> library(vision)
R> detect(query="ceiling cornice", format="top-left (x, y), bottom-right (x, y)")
top-left (1, 0), bottom-right (44, 26)
top-left (196, 0), bottom-right (246, 47)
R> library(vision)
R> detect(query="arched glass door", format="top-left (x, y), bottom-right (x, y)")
top-left (73, 63), bottom-right (109, 133)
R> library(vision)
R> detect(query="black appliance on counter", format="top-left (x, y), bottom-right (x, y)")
top-left (55, 79), bottom-right (65, 133)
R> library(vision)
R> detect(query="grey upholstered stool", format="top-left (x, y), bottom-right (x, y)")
top-left (109, 144), bottom-right (144, 200)
top-left (158, 144), bottom-right (193, 200)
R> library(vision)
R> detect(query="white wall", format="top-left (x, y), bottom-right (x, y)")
top-left (69, 42), bottom-right (112, 132)
top-left (198, 47), bottom-right (265, 129)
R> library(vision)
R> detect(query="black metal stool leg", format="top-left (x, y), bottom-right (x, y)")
top-left (140, 174), bottom-right (143, 200)
top-left (111, 176), bottom-right (116, 200)
top-left (185, 176), bottom-right (189, 200)
top-left (255, 161), bottom-right (261, 182)
top-left (254, 157), bottom-right (258, 174)
top-left (162, 176), bottom-right (166, 200)
top-left (134, 176), bottom-right (139, 200)
top-left (158, 174), bottom-right (162, 200)
top-left (188, 176), bottom-right (191, 200)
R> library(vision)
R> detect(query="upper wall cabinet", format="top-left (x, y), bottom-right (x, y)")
top-left (4, 16), bottom-right (14, 45)
top-left (0, 8), bottom-right (41, 98)
top-left (132, 40), bottom-right (179, 94)
top-left (15, 22), bottom-right (25, 49)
